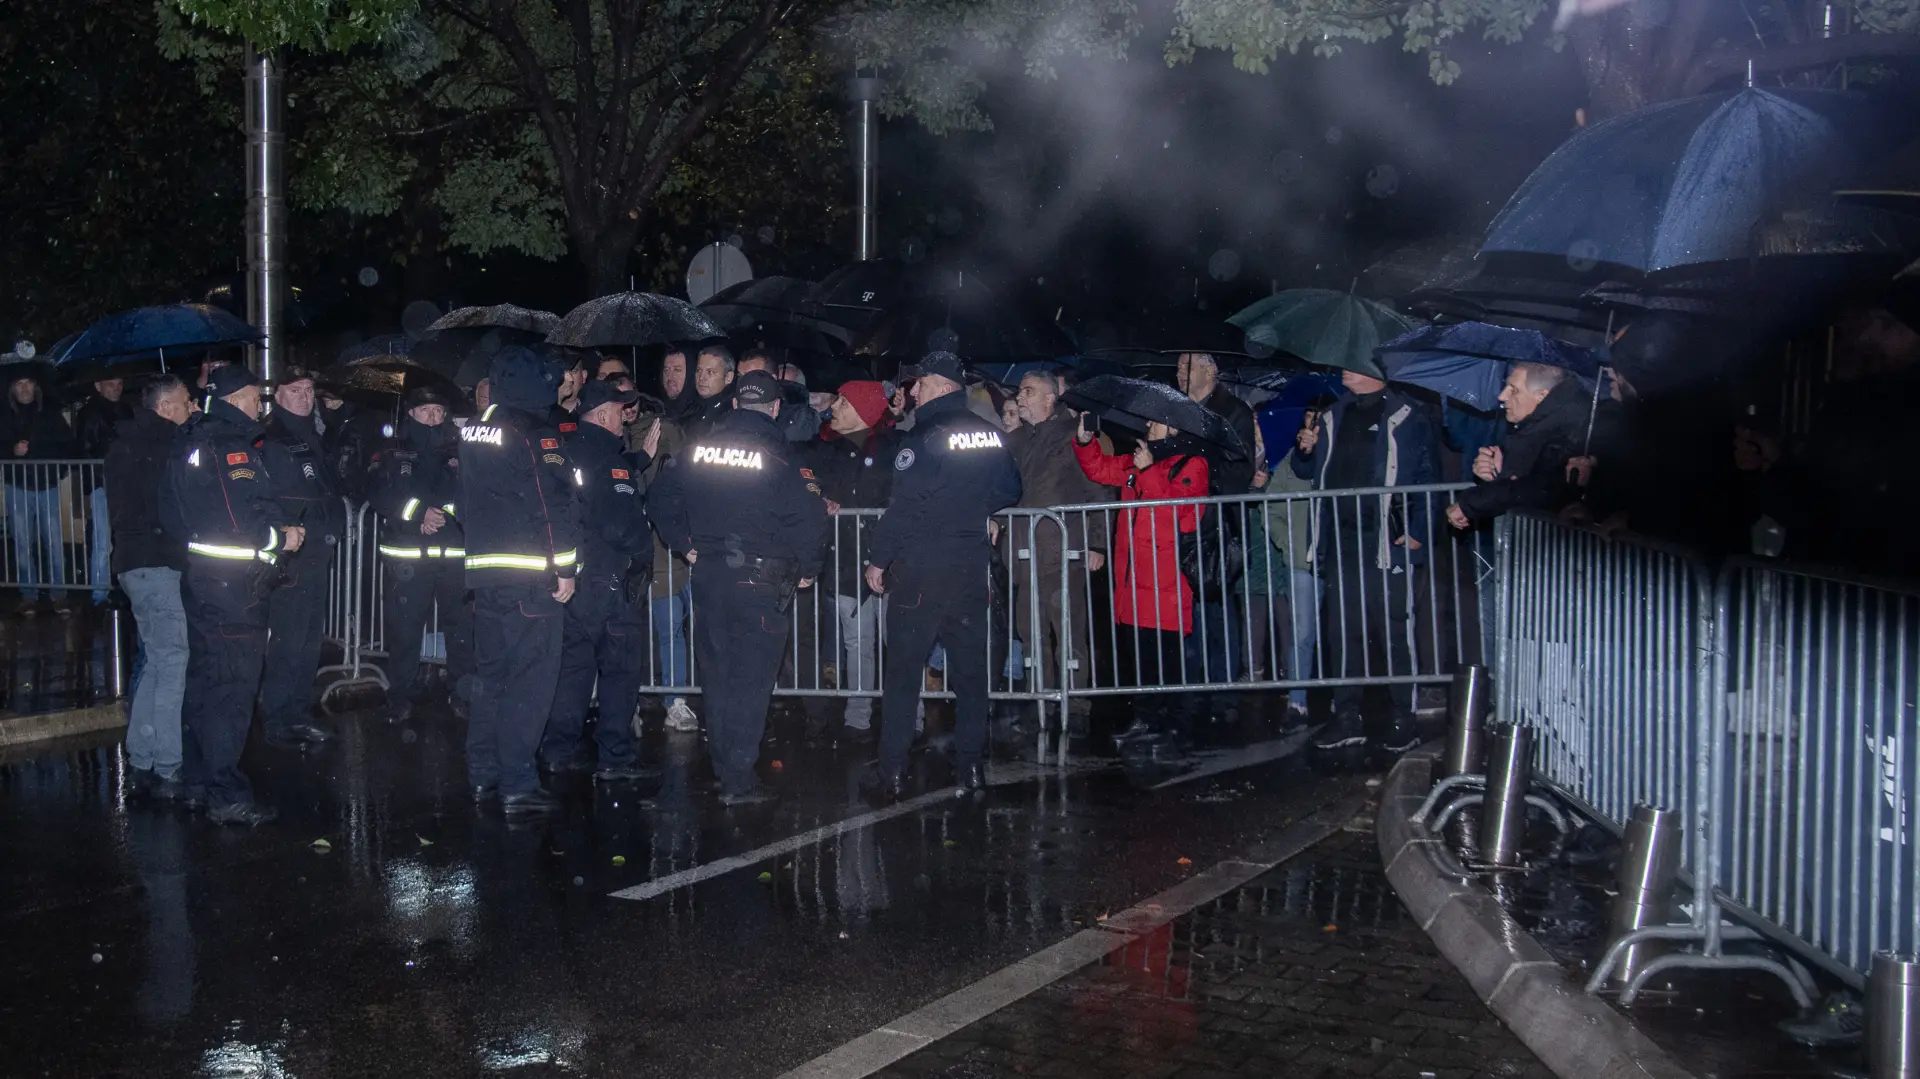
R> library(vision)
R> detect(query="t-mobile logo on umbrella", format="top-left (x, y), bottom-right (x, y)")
top-left (1866, 732), bottom-right (1908, 846)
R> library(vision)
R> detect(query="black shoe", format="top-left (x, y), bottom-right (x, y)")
top-left (471, 783), bottom-right (500, 804)
top-left (719, 785), bottom-right (779, 807)
top-left (1375, 715), bottom-right (1420, 756)
top-left (262, 729), bottom-right (313, 750)
top-left (594, 764), bottom-right (661, 783)
top-left (207, 801), bottom-right (277, 826)
top-left (539, 755), bottom-right (593, 775)
top-left (149, 775), bottom-right (190, 803)
top-left (1780, 991), bottom-right (1866, 1048)
top-left (384, 700), bottom-right (413, 726)
top-left (183, 786), bottom-right (208, 812)
top-left (286, 722), bottom-right (333, 745)
top-left (862, 767), bottom-right (907, 806)
top-left (960, 762), bottom-right (987, 792)
top-left (449, 694), bottom-right (471, 721)
top-left (1112, 717), bottom-right (1164, 745)
top-left (1313, 711), bottom-right (1368, 753)
top-left (500, 789), bottom-right (559, 816)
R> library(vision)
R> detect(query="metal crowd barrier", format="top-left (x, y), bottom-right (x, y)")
top-left (0, 459), bottom-right (112, 596)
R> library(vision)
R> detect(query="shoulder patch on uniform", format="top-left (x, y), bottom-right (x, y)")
top-left (806, 483), bottom-right (822, 495)
top-left (798, 468), bottom-right (816, 480)
top-left (540, 438), bottom-right (559, 450)
top-left (611, 468), bottom-right (629, 480)
top-left (559, 422), bottom-right (577, 433)
top-left (543, 453), bottom-right (564, 465)
top-left (226, 452), bottom-right (248, 465)
top-left (228, 467), bottom-right (256, 480)
top-left (894, 448), bottom-right (915, 471)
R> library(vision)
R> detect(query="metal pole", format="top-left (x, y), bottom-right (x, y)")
top-left (1441, 663), bottom-right (1490, 778)
top-left (848, 76), bottom-right (880, 261)
top-left (1605, 804), bottom-right (1682, 990)
top-left (1872, 953), bottom-right (1920, 1079)
top-left (244, 44), bottom-right (287, 382)
top-left (108, 607), bottom-right (131, 700)
top-left (1478, 723), bottom-right (1533, 867)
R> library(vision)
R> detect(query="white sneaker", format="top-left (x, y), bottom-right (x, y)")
top-left (665, 698), bottom-right (699, 732)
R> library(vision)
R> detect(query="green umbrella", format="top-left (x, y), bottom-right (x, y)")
top-left (1227, 289), bottom-right (1416, 379)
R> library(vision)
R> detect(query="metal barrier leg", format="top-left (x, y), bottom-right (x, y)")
top-left (1872, 952), bottom-right (1920, 1078)
top-left (1479, 724), bottom-right (1533, 868)
top-left (1604, 804), bottom-right (1683, 991)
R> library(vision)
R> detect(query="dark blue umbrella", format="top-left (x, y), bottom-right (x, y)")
top-left (48, 304), bottom-right (260, 378)
top-left (335, 334), bottom-right (414, 365)
top-left (1377, 322), bottom-right (1602, 412)
top-left (1483, 88), bottom-right (1881, 274)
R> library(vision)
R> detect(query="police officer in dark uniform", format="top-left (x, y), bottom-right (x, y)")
top-left (255, 365), bottom-right (345, 749)
top-left (541, 378), bottom-right (658, 782)
top-left (161, 365), bottom-right (306, 825)
top-left (864, 352), bottom-right (1022, 800)
top-left (367, 383), bottom-right (474, 724)
top-left (457, 347), bottom-right (581, 817)
top-left (648, 371), bottom-right (828, 805)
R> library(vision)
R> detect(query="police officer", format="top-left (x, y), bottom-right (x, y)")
top-left (255, 365), bottom-right (346, 749)
top-left (367, 384), bottom-right (474, 725)
top-left (161, 365), bottom-right (306, 826)
top-left (541, 378), bottom-right (659, 781)
top-left (864, 352), bottom-right (1022, 801)
top-left (648, 371), bottom-right (828, 805)
top-left (458, 347), bottom-right (581, 817)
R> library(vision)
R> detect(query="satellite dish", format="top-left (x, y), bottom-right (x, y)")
top-left (685, 242), bottom-right (753, 305)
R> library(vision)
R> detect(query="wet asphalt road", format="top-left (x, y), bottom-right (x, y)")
top-left (0, 699), bottom-right (1365, 1078)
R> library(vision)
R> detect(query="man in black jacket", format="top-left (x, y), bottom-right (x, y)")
top-left (105, 375), bottom-right (193, 801)
top-left (368, 384), bottom-right (472, 725)
top-left (0, 367), bottom-right (75, 609)
top-left (1446, 363), bottom-right (1588, 530)
top-left (256, 367), bottom-right (346, 749)
top-left (77, 378), bottom-right (133, 605)
top-left (540, 379), bottom-right (658, 781)
top-left (161, 365), bottom-right (306, 826)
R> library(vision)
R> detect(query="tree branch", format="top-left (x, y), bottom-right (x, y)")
top-left (1656, 0), bottom-right (1714, 98)
top-left (471, 0), bottom-right (587, 228)
top-left (1684, 32), bottom-right (1920, 94)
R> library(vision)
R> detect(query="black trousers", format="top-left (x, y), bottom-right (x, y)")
top-left (259, 546), bottom-right (330, 737)
top-left (383, 558), bottom-right (474, 703)
top-left (880, 562), bottom-right (990, 775)
top-left (180, 562), bottom-right (269, 808)
top-left (1323, 532), bottom-right (1415, 720)
top-left (466, 581), bottom-right (563, 796)
top-left (542, 575), bottom-right (643, 768)
top-left (1124, 624), bottom-right (1198, 735)
top-left (690, 567), bottom-right (790, 795)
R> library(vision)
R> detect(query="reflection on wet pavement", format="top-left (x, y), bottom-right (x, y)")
top-left (876, 830), bottom-right (1554, 1079)
top-left (0, 702), bottom-right (1370, 1077)
top-left (0, 605), bottom-right (122, 714)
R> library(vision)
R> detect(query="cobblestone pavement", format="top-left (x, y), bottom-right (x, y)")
top-left (874, 828), bottom-right (1554, 1079)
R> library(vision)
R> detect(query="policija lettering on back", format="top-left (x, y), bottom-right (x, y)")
top-left (692, 445), bottom-right (764, 470)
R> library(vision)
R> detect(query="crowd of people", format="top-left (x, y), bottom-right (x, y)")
top-left (11, 304), bottom-right (1879, 824)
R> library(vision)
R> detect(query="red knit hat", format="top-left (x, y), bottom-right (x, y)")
top-left (836, 380), bottom-right (890, 429)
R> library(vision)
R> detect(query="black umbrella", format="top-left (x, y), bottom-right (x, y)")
top-left (854, 294), bottom-right (1075, 368)
top-left (318, 355), bottom-right (465, 406)
top-left (426, 303), bottom-right (560, 336)
top-left (806, 260), bottom-right (933, 334)
top-left (336, 334), bottom-right (414, 365)
top-left (701, 277), bottom-right (819, 324)
top-left (1061, 375), bottom-right (1249, 460)
top-left (549, 292), bottom-right (722, 349)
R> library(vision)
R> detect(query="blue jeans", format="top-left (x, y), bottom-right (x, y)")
top-left (6, 485), bottom-right (65, 601)
top-left (651, 586), bottom-right (691, 689)
top-left (120, 567), bottom-right (187, 778)
top-left (1288, 569), bottom-right (1324, 710)
top-left (88, 487), bottom-right (110, 603)
top-left (1188, 595), bottom-right (1241, 684)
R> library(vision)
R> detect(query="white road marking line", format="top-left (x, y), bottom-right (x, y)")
top-left (607, 760), bottom-right (1099, 902)
top-left (772, 796), bottom-right (1364, 1079)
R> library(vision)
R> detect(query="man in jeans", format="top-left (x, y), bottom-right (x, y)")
top-left (77, 377), bottom-right (133, 605)
top-left (0, 368), bottom-right (74, 609)
top-left (105, 375), bottom-right (193, 800)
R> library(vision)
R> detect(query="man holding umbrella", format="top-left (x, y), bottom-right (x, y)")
top-left (1291, 362), bottom-right (1441, 768)
top-left (1444, 363), bottom-right (1587, 530)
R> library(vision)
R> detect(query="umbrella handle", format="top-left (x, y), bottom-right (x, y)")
top-left (1582, 366), bottom-right (1605, 455)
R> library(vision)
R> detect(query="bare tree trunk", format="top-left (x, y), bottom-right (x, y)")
top-left (1567, 6), bottom-right (1664, 118)
top-left (579, 223), bottom-right (640, 297)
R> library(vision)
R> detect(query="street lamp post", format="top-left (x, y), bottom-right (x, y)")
top-left (244, 44), bottom-right (287, 382)
top-left (849, 75), bottom-right (880, 262)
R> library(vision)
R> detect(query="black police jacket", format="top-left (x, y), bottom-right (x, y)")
top-left (807, 427), bottom-right (898, 595)
top-left (159, 399), bottom-right (290, 569)
top-left (868, 392), bottom-right (1023, 571)
top-left (368, 416), bottom-right (465, 560)
top-left (258, 408), bottom-right (345, 553)
top-left (647, 408), bottom-right (828, 580)
top-left (456, 402), bottom-right (582, 587)
top-left (564, 420), bottom-right (653, 582)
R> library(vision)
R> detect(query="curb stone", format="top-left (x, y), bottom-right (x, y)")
top-left (1377, 748), bottom-right (1696, 1079)
top-left (0, 704), bottom-right (126, 748)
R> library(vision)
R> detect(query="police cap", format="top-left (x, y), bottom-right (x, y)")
top-left (578, 378), bottom-right (640, 414)
top-left (903, 350), bottom-right (965, 384)
top-left (206, 364), bottom-right (262, 398)
top-left (733, 370), bottom-right (781, 405)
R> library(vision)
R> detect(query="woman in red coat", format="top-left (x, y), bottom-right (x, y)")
top-left (1073, 417), bottom-right (1209, 745)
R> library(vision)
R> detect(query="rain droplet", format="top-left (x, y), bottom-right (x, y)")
top-left (400, 728), bottom-right (417, 745)
top-left (1324, 125), bottom-right (1343, 144)
top-left (757, 225), bottom-right (776, 245)
top-left (401, 300), bottom-right (441, 340)
top-left (899, 236), bottom-right (926, 264)
top-left (725, 234), bottom-right (744, 249)
top-left (90, 953), bottom-right (103, 964)
top-left (1207, 249), bottom-right (1241, 282)
top-left (357, 266), bottom-right (380, 287)
top-left (1566, 238), bottom-right (1600, 273)
top-left (572, 876), bottom-right (584, 887)
top-left (1365, 165), bottom-right (1400, 199)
